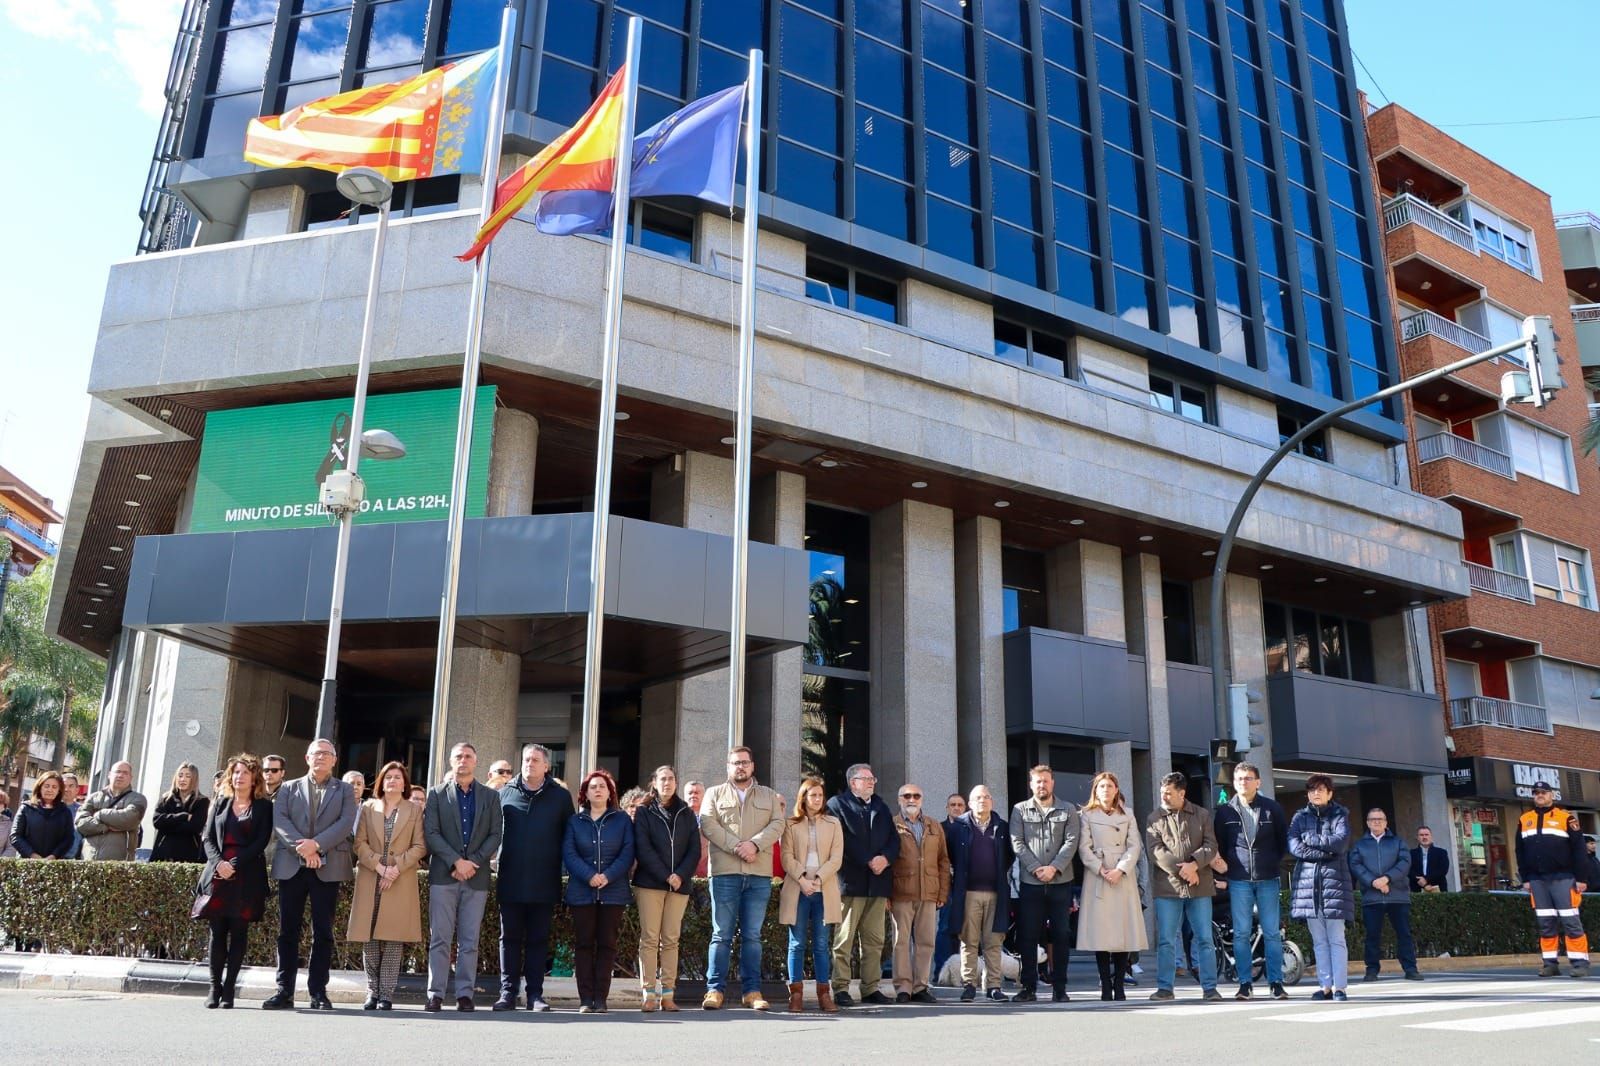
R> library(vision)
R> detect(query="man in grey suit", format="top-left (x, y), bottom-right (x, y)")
top-left (424, 741), bottom-right (504, 1012)
top-left (262, 738), bottom-right (354, 1011)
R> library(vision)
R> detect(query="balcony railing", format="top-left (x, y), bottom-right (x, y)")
top-left (1573, 303), bottom-right (1600, 323)
top-left (1450, 695), bottom-right (1551, 734)
top-left (1384, 193), bottom-right (1477, 253)
top-left (1416, 432), bottom-right (1515, 478)
top-left (1399, 309), bottom-right (1492, 355)
top-left (1, 511), bottom-right (57, 557)
top-left (1555, 211), bottom-right (1600, 233)
top-left (1464, 561), bottom-right (1533, 602)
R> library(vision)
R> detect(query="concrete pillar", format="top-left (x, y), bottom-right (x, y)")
top-left (134, 639), bottom-right (232, 845)
top-left (746, 471), bottom-right (805, 792)
top-left (639, 452), bottom-right (736, 789)
top-left (237, 186), bottom-right (308, 240)
top-left (1099, 740), bottom-right (1135, 812)
top-left (486, 408), bottom-right (539, 518)
top-left (1123, 552), bottom-right (1171, 813)
top-left (444, 648), bottom-right (521, 772)
top-left (869, 499), bottom-right (958, 795)
top-left (1045, 540), bottom-right (1124, 638)
top-left (954, 515), bottom-right (1008, 808)
top-left (1390, 773), bottom-right (1457, 890)
top-left (1195, 573), bottom-right (1274, 794)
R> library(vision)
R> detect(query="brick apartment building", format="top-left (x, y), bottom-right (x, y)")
top-left (1368, 103), bottom-right (1600, 889)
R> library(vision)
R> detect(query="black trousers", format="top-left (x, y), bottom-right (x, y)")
top-left (275, 869), bottom-right (340, 996)
top-left (571, 904), bottom-right (625, 1006)
top-left (499, 901), bottom-right (556, 1001)
top-left (1017, 881), bottom-right (1074, 991)
top-left (208, 917), bottom-right (250, 990)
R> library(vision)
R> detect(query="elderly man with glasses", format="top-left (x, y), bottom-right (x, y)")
top-left (827, 763), bottom-right (900, 1007)
top-left (1348, 807), bottom-right (1421, 983)
top-left (487, 761), bottom-right (515, 791)
top-left (890, 784), bottom-right (951, 1003)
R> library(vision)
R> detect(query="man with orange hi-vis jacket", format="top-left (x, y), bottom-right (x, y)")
top-left (1516, 781), bottom-right (1589, 978)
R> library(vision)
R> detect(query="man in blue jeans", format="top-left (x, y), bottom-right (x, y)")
top-left (698, 746), bottom-right (787, 1010)
top-left (1213, 762), bottom-right (1289, 1000)
top-left (1146, 773), bottom-right (1223, 1002)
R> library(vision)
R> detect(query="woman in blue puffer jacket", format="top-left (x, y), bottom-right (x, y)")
top-left (1287, 772), bottom-right (1355, 1001)
top-left (563, 768), bottom-right (636, 1013)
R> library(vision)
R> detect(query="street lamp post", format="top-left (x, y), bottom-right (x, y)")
top-left (1205, 324), bottom-right (1561, 802)
top-left (313, 166), bottom-right (408, 743)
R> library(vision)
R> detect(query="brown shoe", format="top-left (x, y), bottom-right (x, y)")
top-left (741, 991), bottom-right (770, 1011)
top-left (641, 989), bottom-right (659, 1013)
top-left (817, 982), bottom-right (838, 1014)
top-left (660, 991), bottom-right (680, 1012)
top-left (788, 981), bottom-right (805, 1013)
top-left (456, 996), bottom-right (475, 1012)
top-left (702, 990), bottom-right (724, 1010)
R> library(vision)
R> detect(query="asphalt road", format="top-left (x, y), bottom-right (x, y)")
top-left (6, 970), bottom-right (1596, 1063)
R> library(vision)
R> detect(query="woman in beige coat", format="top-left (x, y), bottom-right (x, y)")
top-left (779, 777), bottom-right (844, 1014)
top-left (347, 761), bottom-right (429, 1010)
top-left (1077, 771), bottom-right (1148, 1001)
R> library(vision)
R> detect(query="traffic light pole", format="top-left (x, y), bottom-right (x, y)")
top-left (1205, 328), bottom-right (1554, 803)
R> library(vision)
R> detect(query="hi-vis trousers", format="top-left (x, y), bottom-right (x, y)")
top-left (1528, 876), bottom-right (1588, 961)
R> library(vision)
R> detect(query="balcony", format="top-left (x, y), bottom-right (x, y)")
top-left (1268, 671), bottom-right (1448, 773)
top-left (1417, 432), bottom-right (1515, 479)
top-left (1004, 628), bottom-right (1149, 742)
top-left (1573, 303), bottom-right (1600, 370)
top-left (1, 510), bottom-right (58, 559)
top-left (1400, 309), bottom-right (1493, 356)
top-left (1384, 193), bottom-right (1477, 253)
top-left (1464, 561), bottom-right (1533, 603)
top-left (1449, 695), bottom-right (1551, 734)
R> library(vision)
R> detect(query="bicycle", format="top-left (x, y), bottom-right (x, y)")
top-left (1211, 915), bottom-right (1305, 986)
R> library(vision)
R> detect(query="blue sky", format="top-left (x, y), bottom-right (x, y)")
top-left (3, 0), bottom-right (1596, 520)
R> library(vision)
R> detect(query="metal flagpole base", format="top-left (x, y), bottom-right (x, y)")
top-left (314, 679), bottom-right (337, 743)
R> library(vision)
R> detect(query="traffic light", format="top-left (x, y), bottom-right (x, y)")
top-left (1228, 683), bottom-right (1266, 752)
top-left (1523, 314), bottom-right (1563, 408)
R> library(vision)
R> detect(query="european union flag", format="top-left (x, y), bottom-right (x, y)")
top-left (535, 82), bottom-right (747, 236)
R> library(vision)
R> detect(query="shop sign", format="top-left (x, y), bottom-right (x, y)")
top-left (1445, 759), bottom-right (1474, 797)
top-left (1511, 762), bottom-right (1562, 802)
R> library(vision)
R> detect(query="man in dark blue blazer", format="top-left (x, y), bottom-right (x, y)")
top-left (1409, 826), bottom-right (1450, 892)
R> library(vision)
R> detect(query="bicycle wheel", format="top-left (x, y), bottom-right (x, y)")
top-left (1281, 940), bottom-right (1305, 986)
top-left (1213, 922), bottom-right (1236, 983)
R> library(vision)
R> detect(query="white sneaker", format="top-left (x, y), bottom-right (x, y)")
top-left (1130, 964), bottom-right (1144, 975)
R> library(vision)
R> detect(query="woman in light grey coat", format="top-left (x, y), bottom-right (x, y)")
top-left (1076, 771), bottom-right (1148, 1000)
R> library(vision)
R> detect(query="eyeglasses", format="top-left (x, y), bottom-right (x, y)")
top-left (901, 793), bottom-right (922, 800)
top-left (853, 776), bottom-right (877, 784)
top-left (728, 759), bottom-right (753, 767)
top-left (491, 768), bottom-right (513, 776)
top-left (309, 751), bottom-right (335, 759)
top-left (263, 768), bottom-right (283, 774)
top-left (1366, 818), bottom-right (1387, 823)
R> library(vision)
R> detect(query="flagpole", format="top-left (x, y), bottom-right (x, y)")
top-left (576, 17), bottom-right (644, 777)
top-left (725, 51), bottom-right (763, 751)
top-left (426, 0), bottom-right (516, 787)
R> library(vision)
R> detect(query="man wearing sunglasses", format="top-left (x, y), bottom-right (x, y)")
top-left (487, 762), bottom-right (515, 792)
top-left (891, 784), bottom-right (951, 1003)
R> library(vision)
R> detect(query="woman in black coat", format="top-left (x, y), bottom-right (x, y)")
top-left (631, 765), bottom-right (701, 1011)
top-left (151, 762), bottom-right (208, 863)
top-left (10, 770), bottom-right (75, 859)
top-left (194, 754), bottom-right (274, 1008)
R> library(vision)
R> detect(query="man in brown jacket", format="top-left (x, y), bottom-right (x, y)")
top-left (890, 783), bottom-right (951, 1003)
top-left (1144, 772), bottom-right (1222, 1002)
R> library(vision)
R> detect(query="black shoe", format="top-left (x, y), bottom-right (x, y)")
top-left (911, 990), bottom-right (938, 1004)
top-left (457, 996), bottom-right (475, 1012)
top-left (261, 991), bottom-right (294, 1011)
top-left (960, 984), bottom-right (977, 1003)
top-left (1053, 986), bottom-right (1070, 1003)
top-left (1403, 970), bottom-right (1424, 982)
top-left (861, 990), bottom-right (893, 1005)
top-left (1311, 989), bottom-right (1329, 1001)
top-left (309, 995), bottom-right (333, 1011)
top-left (492, 998), bottom-right (516, 1012)
top-left (1334, 989), bottom-right (1349, 1001)
top-left (205, 984), bottom-right (222, 1009)
top-left (424, 996), bottom-right (444, 1012)
top-left (1111, 986), bottom-right (1125, 1002)
top-left (377, 1000), bottom-right (393, 1011)
top-left (987, 988), bottom-right (1009, 1002)
top-left (593, 1002), bottom-right (608, 1014)
top-left (833, 990), bottom-right (855, 1008)
top-left (1013, 987), bottom-right (1037, 1002)
top-left (1149, 988), bottom-right (1175, 1001)
top-left (1270, 982), bottom-right (1289, 999)
top-left (363, 996), bottom-right (378, 1011)
top-left (1235, 983), bottom-right (1253, 1000)
top-left (1362, 968), bottom-right (1379, 983)
top-left (1202, 989), bottom-right (1224, 1002)
top-left (895, 991), bottom-right (911, 1004)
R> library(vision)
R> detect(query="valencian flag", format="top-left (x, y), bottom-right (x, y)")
top-left (455, 66), bottom-right (630, 261)
top-left (244, 50), bottom-right (498, 180)
top-left (533, 82), bottom-right (747, 236)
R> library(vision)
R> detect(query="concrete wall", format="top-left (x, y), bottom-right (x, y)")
top-left (954, 515), bottom-right (1007, 807)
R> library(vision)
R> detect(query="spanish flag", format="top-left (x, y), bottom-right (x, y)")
top-left (244, 50), bottom-right (498, 181)
top-left (456, 66), bottom-right (629, 262)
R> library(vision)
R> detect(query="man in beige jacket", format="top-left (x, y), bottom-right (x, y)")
top-left (699, 746), bottom-right (785, 1011)
top-left (890, 783), bottom-right (951, 1003)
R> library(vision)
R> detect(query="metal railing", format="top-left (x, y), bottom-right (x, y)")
top-left (1449, 695), bottom-right (1551, 734)
top-left (1383, 193), bottom-right (1477, 252)
top-left (1464, 561), bottom-right (1533, 602)
top-left (137, 0), bottom-right (206, 254)
top-left (1555, 211), bottom-right (1600, 233)
top-left (0, 511), bottom-right (57, 557)
top-left (1416, 431), bottom-right (1515, 478)
top-left (1400, 309), bottom-right (1492, 355)
top-left (1572, 303), bottom-right (1600, 323)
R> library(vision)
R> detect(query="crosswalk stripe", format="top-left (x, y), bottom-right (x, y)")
top-left (1409, 1005), bottom-right (1600, 1032)
top-left (1260, 1000), bottom-right (1515, 1023)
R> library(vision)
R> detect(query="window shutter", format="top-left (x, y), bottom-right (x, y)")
top-left (1507, 657), bottom-right (1544, 707)
top-left (1524, 535), bottom-right (1560, 589)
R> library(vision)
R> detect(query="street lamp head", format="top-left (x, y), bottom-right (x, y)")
top-left (360, 428), bottom-right (407, 460)
top-left (335, 166), bottom-right (394, 207)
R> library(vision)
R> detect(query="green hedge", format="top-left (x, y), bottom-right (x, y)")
top-left (1280, 890), bottom-right (1600, 961)
top-left (0, 860), bottom-right (795, 980)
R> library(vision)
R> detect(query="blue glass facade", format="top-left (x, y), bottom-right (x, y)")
top-left (182, 0), bottom-right (1398, 434)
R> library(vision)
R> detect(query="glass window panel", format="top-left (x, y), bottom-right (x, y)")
top-left (1303, 17), bottom-right (1337, 65)
top-left (1207, 194), bottom-right (1240, 257)
top-left (1347, 619), bottom-right (1375, 684)
top-left (1158, 172), bottom-right (1195, 237)
top-left (856, 34), bottom-right (908, 113)
top-left (701, 0), bottom-right (765, 53)
top-left (211, 24), bottom-right (273, 93)
top-left (1112, 211), bottom-right (1151, 275)
top-left (1152, 116), bottom-right (1188, 175)
top-left (1330, 204), bottom-right (1370, 263)
top-left (698, 43), bottom-right (746, 94)
top-left (1319, 616), bottom-right (1347, 679)
top-left (1048, 122), bottom-right (1093, 193)
top-left (1143, 12), bottom-right (1177, 70)
top-left (986, 35), bottom-right (1032, 103)
top-left (1291, 608), bottom-right (1319, 672)
top-left (546, 0), bottom-right (604, 66)
top-left (1318, 106), bottom-right (1356, 167)
top-left (1094, 0), bottom-right (1131, 44)
top-left (1239, 116), bottom-right (1270, 165)
top-left (196, 91), bottom-right (264, 156)
top-left (291, 0), bottom-right (345, 11)
top-left (1195, 91), bottom-right (1228, 145)
top-left (1042, 13), bottom-right (1084, 68)
top-left (1094, 39), bottom-right (1134, 96)
top-left (441, 0), bottom-right (502, 55)
top-left (634, 204), bottom-right (694, 258)
top-left (1168, 288), bottom-right (1203, 346)
top-left (1056, 244), bottom-right (1101, 305)
top-left (1201, 140), bottom-right (1236, 199)
top-left (984, 0), bottom-right (1029, 41)
top-left (276, 75), bottom-right (339, 111)
top-left (356, 62), bottom-right (420, 86)
top-left (1053, 185), bottom-right (1097, 251)
top-left (1309, 345), bottom-right (1339, 397)
top-left (622, 0), bottom-right (691, 25)
top-left (629, 21), bottom-right (687, 95)
top-left (1188, 34), bottom-right (1222, 94)
top-left (781, 4), bottom-right (840, 85)
top-left (1041, 0), bottom-right (1083, 21)
top-left (1263, 602), bottom-right (1289, 674)
top-left (1264, 327), bottom-right (1294, 379)
top-left (1337, 255), bottom-right (1377, 319)
top-left (1218, 307), bottom-right (1249, 360)
top-left (224, 0), bottom-right (280, 24)
top-left (779, 76), bottom-right (841, 153)
top-left (1323, 160), bottom-right (1362, 211)
top-left (284, 12), bottom-right (351, 82)
top-left (1100, 91), bottom-right (1138, 149)
top-left (1230, 11), bottom-right (1261, 64)
top-left (1260, 278), bottom-right (1291, 331)
top-left (1213, 253), bottom-right (1245, 310)
top-left (635, 89), bottom-right (678, 129)
top-left (923, 6), bottom-right (975, 76)
top-left (1254, 215), bottom-right (1285, 277)
top-left (1179, 383), bottom-right (1207, 422)
top-left (777, 140), bottom-right (842, 215)
top-left (1114, 268), bottom-right (1153, 327)
top-left (924, 66), bottom-right (976, 144)
top-left (927, 134), bottom-right (979, 205)
top-left (1045, 65), bottom-right (1088, 128)
top-left (1150, 374), bottom-right (1177, 412)
top-left (1289, 182), bottom-right (1320, 237)
top-left (1276, 83), bottom-right (1305, 140)
top-left (1310, 58), bottom-right (1346, 110)
top-left (1163, 233), bottom-right (1198, 291)
top-left (854, 271), bottom-right (900, 323)
top-left (537, 57), bottom-right (598, 124)
top-left (1105, 147), bottom-right (1146, 215)
top-left (1186, 0), bottom-right (1218, 37)
top-left (995, 223), bottom-right (1046, 286)
top-left (1344, 312), bottom-right (1382, 370)
top-left (362, 0), bottom-right (427, 69)
top-left (1234, 61), bottom-right (1264, 117)
top-left (987, 93), bottom-right (1037, 165)
top-left (856, 110), bottom-right (910, 179)
top-left (805, 257), bottom-right (849, 306)
top-left (995, 318), bottom-right (1029, 363)
top-left (993, 162), bottom-right (1041, 231)
top-left (1246, 161), bottom-right (1278, 217)
top-left (1297, 236), bottom-right (1326, 294)
top-left (1350, 361), bottom-right (1387, 401)
top-left (1302, 293), bottom-right (1332, 346)
top-left (1146, 68), bottom-right (1184, 120)
top-left (858, 0), bottom-right (909, 45)
top-left (926, 197), bottom-right (981, 263)
top-left (1280, 136), bottom-right (1313, 186)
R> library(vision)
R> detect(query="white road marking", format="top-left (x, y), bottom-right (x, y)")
top-left (1260, 999), bottom-right (1515, 1023)
top-left (1409, 1006), bottom-right (1600, 1032)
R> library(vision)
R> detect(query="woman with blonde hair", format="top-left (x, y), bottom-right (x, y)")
top-left (1076, 770), bottom-right (1147, 1000)
top-left (779, 776), bottom-right (843, 1013)
top-left (152, 762), bottom-right (208, 863)
top-left (347, 760), bottom-right (428, 1010)
top-left (195, 754), bottom-right (274, 1008)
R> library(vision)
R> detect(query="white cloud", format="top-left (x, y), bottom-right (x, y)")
top-left (3, 0), bottom-right (185, 115)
